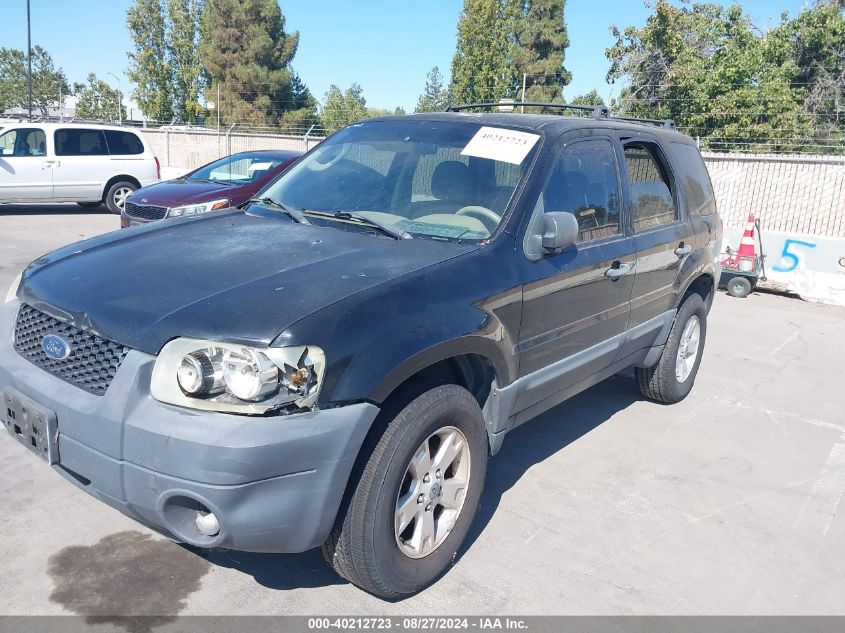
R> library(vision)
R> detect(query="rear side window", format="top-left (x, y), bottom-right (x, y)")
top-left (543, 139), bottom-right (621, 242)
top-left (623, 142), bottom-right (677, 232)
top-left (55, 129), bottom-right (108, 156)
top-left (104, 130), bottom-right (144, 155)
top-left (0, 128), bottom-right (46, 156)
top-left (671, 142), bottom-right (715, 216)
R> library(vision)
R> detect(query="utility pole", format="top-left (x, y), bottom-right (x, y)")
top-left (26, 0), bottom-right (33, 117)
top-left (520, 73), bottom-right (527, 113)
top-left (107, 72), bottom-right (122, 125)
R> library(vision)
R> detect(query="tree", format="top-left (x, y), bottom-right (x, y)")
top-left (73, 73), bottom-right (126, 121)
top-left (321, 83), bottom-right (369, 133)
top-left (605, 1), bottom-right (837, 153)
top-left (199, 0), bottom-right (300, 126)
top-left (167, 0), bottom-right (204, 121)
top-left (0, 46), bottom-right (69, 115)
top-left (514, 0), bottom-right (572, 103)
top-left (450, 0), bottom-right (521, 104)
top-left (570, 89), bottom-right (605, 106)
top-left (415, 66), bottom-right (450, 112)
top-left (279, 71), bottom-right (320, 130)
top-left (127, 0), bottom-right (172, 121)
top-left (394, 106), bottom-right (406, 115)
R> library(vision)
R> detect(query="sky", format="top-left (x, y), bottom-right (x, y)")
top-left (4, 0), bottom-right (812, 115)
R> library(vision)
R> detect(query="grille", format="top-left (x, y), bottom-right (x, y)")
top-left (124, 201), bottom-right (168, 221)
top-left (13, 305), bottom-right (130, 396)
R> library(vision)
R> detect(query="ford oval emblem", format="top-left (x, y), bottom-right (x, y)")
top-left (42, 334), bottom-right (71, 360)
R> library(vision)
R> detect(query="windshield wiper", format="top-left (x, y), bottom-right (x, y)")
top-left (244, 197), bottom-right (309, 224)
top-left (305, 210), bottom-right (411, 240)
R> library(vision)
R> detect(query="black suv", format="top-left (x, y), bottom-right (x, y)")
top-left (1, 104), bottom-right (721, 600)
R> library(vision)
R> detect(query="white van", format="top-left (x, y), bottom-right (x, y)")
top-left (0, 122), bottom-right (160, 213)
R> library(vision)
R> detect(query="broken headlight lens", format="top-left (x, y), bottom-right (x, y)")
top-left (151, 338), bottom-right (326, 414)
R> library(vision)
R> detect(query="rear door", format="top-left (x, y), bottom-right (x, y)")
top-left (620, 134), bottom-right (696, 328)
top-left (0, 126), bottom-right (52, 201)
top-left (52, 128), bottom-right (112, 201)
top-left (515, 131), bottom-right (636, 411)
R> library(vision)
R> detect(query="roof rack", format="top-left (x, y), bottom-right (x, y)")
top-left (443, 101), bottom-right (675, 129)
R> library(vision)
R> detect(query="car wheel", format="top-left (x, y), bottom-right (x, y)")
top-left (726, 276), bottom-right (752, 298)
top-left (635, 293), bottom-right (707, 404)
top-left (105, 181), bottom-right (136, 215)
top-left (76, 202), bottom-right (101, 208)
top-left (322, 384), bottom-right (487, 599)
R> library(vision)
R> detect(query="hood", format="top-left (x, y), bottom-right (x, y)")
top-left (20, 211), bottom-right (476, 354)
top-left (130, 178), bottom-right (241, 207)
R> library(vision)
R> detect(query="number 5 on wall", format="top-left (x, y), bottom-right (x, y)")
top-left (772, 238), bottom-right (817, 273)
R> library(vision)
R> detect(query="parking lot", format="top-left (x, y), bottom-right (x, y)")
top-left (1, 205), bottom-right (845, 616)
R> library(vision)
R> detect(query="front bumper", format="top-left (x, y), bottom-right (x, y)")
top-left (0, 300), bottom-right (378, 552)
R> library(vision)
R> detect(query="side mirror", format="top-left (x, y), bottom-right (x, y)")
top-left (541, 212), bottom-right (579, 251)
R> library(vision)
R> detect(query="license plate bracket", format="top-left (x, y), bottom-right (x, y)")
top-left (2, 388), bottom-right (59, 464)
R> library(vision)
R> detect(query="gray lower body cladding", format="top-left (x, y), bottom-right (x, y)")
top-left (0, 300), bottom-right (379, 553)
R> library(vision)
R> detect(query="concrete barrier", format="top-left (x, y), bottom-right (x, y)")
top-left (723, 227), bottom-right (845, 306)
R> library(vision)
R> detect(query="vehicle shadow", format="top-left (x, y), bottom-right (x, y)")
top-left (0, 203), bottom-right (109, 215)
top-left (181, 374), bottom-right (641, 595)
top-left (459, 373), bottom-right (642, 555)
top-left (185, 546), bottom-right (347, 591)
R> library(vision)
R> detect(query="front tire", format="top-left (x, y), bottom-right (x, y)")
top-left (105, 181), bottom-right (136, 214)
top-left (635, 293), bottom-right (707, 404)
top-left (322, 384), bottom-right (487, 599)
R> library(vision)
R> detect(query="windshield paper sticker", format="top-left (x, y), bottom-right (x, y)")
top-left (461, 127), bottom-right (540, 165)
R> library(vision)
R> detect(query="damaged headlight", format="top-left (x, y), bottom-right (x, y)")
top-left (151, 338), bottom-right (326, 414)
top-left (4, 269), bottom-right (23, 304)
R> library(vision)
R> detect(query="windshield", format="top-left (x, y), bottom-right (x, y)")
top-left (259, 120), bottom-right (540, 242)
top-left (189, 153), bottom-right (286, 184)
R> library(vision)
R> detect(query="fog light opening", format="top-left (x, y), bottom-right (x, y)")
top-left (195, 508), bottom-right (220, 537)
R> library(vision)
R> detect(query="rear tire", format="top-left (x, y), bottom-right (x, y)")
top-left (635, 293), bottom-right (707, 404)
top-left (322, 384), bottom-right (487, 599)
top-left (726, 276), bottom-right (752, 298)
top-left (105, 181), bottom-right (136, 214)
top-left (76, 201), bottom-right (101, 208)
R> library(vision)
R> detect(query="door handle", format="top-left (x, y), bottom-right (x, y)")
top-left (41, 160), bottom-right (54, 168)
top-left (674, 243), bottom-right (692, 257)
top-left (605, 261), bottom-right (633, 281)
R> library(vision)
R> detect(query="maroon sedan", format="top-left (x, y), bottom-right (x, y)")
top-left (121, 149), bottom-right (302, 227)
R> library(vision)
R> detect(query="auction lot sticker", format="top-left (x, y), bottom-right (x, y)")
top-left (461, 126), bottom-right (540, 165)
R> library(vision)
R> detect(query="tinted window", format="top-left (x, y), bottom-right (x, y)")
top-left (0, 128), bottom-right (47, 157)
top-left (624, 142), bottom-right (677, 231)
top-left (104, 130), bottom-right (144, 155)
top-left (543, 139), bottom-right (621, 242)
top-left (55, 128), bottom-right (108, 156)
top-left (671, 142), bottom-right (715, 216)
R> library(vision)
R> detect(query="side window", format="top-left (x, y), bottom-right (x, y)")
top-left (623, 142), bottom-right (677, 231)
top-left (103, 130), bottom-right (144, 155)
top-left (54, 129), bottom-right (108, 156)
top-left (543, 139), bottom-right (621, 242)
top-left (671, 142), bottom-right (715, 216)
top-left (0, 128), bottom-right (46, 157)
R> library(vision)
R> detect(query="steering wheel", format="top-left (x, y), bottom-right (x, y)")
top-left (456, 205), bottom-right (502, 231)
top-left (307, 144), bottom-right (349, 172)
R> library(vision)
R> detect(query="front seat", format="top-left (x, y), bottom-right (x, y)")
top-left (429, 160), bottom-right (473, 213)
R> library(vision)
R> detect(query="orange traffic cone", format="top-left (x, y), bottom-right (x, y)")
top-left (735, 214), bottom-right (757, 271)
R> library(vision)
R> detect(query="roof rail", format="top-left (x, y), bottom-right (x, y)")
top-left (443, 101), bottom-right (676, 129)
top-left (445, 102), bottom-right (610, 119)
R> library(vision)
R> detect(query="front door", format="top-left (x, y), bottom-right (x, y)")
top-left (0, 127), bottom-right (52, 201)
top-left (515, 134), bottom-right (636, 411)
